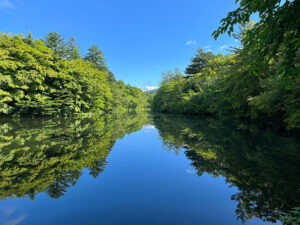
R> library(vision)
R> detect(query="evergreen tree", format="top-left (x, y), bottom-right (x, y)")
top-left (185, 48), bottom-right (214, 75)
top-left (84, 45), bottom-right (108, 71)
top-left (107, 71), bottom-right (116, 82)
top-left (44, 31), bottom-right (66, 57)
top-left (24, 31), bottom-right (34, 46)
top-left (65, 36), bottom-right (81, 60)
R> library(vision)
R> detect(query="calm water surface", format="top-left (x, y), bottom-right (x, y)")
top-left (0, 114), bottom-right (299, 225)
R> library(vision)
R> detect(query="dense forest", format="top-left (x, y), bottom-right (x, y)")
top-left (0, 32), bottom-right (148, 117)
top-left (152, 0), bottom-right (300, 130)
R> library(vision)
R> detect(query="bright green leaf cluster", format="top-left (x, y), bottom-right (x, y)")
top-left (0, 32), bottom-right (148, 117)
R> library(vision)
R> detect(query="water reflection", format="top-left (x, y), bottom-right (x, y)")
top-left (0, 113), bottom-right (149, 200)
top-left (1, 113), bottom-right (299, 224)
top-left (153, 114), bottom-right (300, 223)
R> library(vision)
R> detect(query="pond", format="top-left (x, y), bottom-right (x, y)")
top-left (0, 113), bottom-right (299, 225)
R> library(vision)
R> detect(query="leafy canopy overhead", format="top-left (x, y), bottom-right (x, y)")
top-left (213, 0), bottom-right (300, 78)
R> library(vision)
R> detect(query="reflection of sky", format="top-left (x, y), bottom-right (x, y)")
top-left (185, 169), bottom-right (195, 174)
top-left (143, 124), bottom-right (155, 129)
top-left (0, 206), bottom-right (26, 225)
top-left (143, 124), bottom-right (156, 133)
top-left (0, 123), bottom-right (280, 225)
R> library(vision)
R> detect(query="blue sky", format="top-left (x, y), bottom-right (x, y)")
top-left (0, 0), bottom-right (239, 90)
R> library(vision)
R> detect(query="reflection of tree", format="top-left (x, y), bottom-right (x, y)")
top-left (0, 113), bottom-right (149, 200)
top-left (89, 159), bottom-right (107, 178)
top-left (46, 171), bottom-right (81, 199)
top-left (153, 114), bottom-right (300, 223)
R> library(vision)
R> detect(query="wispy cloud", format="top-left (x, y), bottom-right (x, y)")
top-left (185, 40), bottom-right (196, 46)
top-left (219, 45), bottom-right (228, 50)
top-left (0, 0), bottom-right (14, 8)
top-left (140, 86), bottom-right (158, 92)
top-left (204, 45), bottom-right (211, 49)
top-left (4, 214), bottom-right (26, 225)
top-left (185, 169), bottom-right (195, 174)
top-left (1, 206), bottom-right (26, 225)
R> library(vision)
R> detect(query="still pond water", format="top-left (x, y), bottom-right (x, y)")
top-left (0, 113), bottom-right (299, 225)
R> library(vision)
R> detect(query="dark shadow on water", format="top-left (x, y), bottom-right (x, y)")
top-left (153, 114), bottom-right (300, 224)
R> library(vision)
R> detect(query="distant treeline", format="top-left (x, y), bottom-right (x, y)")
top-left (0, 32), bottom-right (148, 117)
top-left (152, 0), bottom-right (300, 130)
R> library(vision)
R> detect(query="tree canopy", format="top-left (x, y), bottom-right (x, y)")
top-left (84, 44), bottom-right (108, 72)
top-left (0, 32), bottom-right (149, 117)
top-left (152, 0), bottom-right (300, 130)
top-left (213, 0), bottom-right (300, 79)
top-left (185, 48), bottom-right (214, 75)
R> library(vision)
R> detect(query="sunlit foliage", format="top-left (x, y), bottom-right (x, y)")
top-left (0, 32), bottom-right (148, 117)
top-left (152, 0), bottom-right (300, 130)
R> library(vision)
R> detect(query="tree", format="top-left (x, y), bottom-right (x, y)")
top-left (229, 21), bottom-right (254, 54)
top-left (44, 31), bottom-right (66, 57)
top-left (84, 45), bottom-right (108, 71)
top-left (213, 0), bottom-right (300, 79)
top-left (161, 68), bottom-right (183, 84)
top-left (65, 36), bottom-right (81, 60)
top-left (24, 31), bottom-right (34, 46)
top-left (106, 71), bottom-right (116, 82)
top-left (0, 32), bottom-right (149, 117)
top-left (185, 48), bottom-right (214, 75)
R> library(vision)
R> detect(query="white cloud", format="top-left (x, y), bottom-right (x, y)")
top-left (0, 0), bottom-right (14, 8)
top-left (219, 45), bottom-right (228, 50)
top-left (204, 45), bottom-right (211, 49)
top-left (185, 40), bottom-right (196, 46)
top-left (206, 49), bottom-right (212, 52)
top-left (140, 86), bottom-right (158, 92)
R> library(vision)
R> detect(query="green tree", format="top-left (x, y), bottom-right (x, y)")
top-left (152, 53), bottom-right (234, 115)
top-left (161, 68), bottom-right (183, 84)
top-left (185, 48), bottom-right (214, 75)
top-left (84, 45), bottom-right (108, 71)
top-left (24, 31), bottom-right (34, 46)
top-left (44, 31), bottom-right (66, 57)
top-left (65, 36), bottom-right (81, 60)
top-left (152, 3), bottom-right (300, 130)
top-left (0, 32), bottom-right (148, 117)
top-left (213, 0), bottom-right (300, 79)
